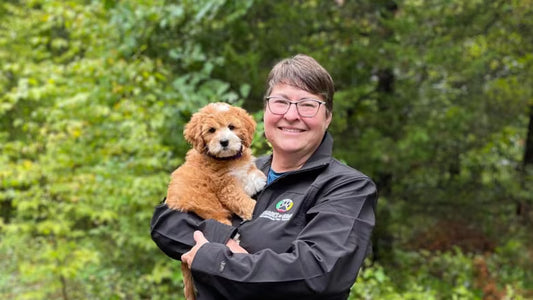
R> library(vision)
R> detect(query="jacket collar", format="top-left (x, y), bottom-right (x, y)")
top-left (257, 131), bottom-right (333, 174)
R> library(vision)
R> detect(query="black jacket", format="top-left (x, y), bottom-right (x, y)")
top-left (151, 132), bottom-right (377, 300)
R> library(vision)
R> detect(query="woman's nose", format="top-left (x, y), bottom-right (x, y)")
top-left (283, 103), bottom-right (300, 120)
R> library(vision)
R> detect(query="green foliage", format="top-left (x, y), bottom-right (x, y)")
top-left (351, 249), bottom-right (529, 299)
top-left (1, 0), bottom-right (532, 299)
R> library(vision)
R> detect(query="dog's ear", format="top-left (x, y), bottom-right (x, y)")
top-left (184, 111), bottom-right (206, 153)
top-left (235, 107), bottom-right (257, 148)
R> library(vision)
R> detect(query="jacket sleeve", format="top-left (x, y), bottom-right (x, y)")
top-left (150, 200), bottom-right (238, 261)
top-left (190, 178), bottom-right (377, 299)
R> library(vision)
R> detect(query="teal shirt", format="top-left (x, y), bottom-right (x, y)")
top-left (267, 168), bottom-right (285, 184)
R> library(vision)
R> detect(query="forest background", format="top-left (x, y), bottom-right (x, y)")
top-left (1, 0), bottom-right (532, 299)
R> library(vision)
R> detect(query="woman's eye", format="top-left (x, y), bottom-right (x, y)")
top-left (208, 128), bottom-right (216, 133)
top-left (228, 124), bottom-right (235, 130)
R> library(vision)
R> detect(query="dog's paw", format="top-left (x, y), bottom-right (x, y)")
top-left (240, 199), bottom-right (256, 220)
top-left (253, 172), bottom-right (267, 192)
top-left (243, 170), bottom-right (267, 196)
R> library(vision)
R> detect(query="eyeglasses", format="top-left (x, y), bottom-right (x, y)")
top-left (265, 96), bottom-right (327, 118)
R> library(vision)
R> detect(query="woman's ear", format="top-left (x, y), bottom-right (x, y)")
top-left (324, 111), bottom-right (332, 131)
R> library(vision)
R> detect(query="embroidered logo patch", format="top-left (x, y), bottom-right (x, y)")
top-left (275, 199), bottom-right (294, 213)
top-left (258, 199), bottom-right (295, 221)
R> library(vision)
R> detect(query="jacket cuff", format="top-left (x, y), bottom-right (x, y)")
top-left (199, 219), bottom-right (238, 244)
top-left (190, 242), bottom-right (229, 274)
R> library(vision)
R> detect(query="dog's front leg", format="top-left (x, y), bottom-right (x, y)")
top-left (218, 177), bottom-right (256, 220)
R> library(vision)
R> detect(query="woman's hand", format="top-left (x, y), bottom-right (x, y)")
top-left (181, 230), bottom-right (249, 267)
top-left (226, 238), bottom-right (248, 254)
top-left (181, 231), bottom-right (209, 267)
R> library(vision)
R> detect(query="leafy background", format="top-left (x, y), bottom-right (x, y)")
top-left (1, 0), bottom-right (532, 299)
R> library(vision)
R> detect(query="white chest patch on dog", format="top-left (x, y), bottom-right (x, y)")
top-left (213, 103), bottom-right (230, 112)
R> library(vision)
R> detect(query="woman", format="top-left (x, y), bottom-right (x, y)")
top-left (151, 54), bottom-right (377, 300)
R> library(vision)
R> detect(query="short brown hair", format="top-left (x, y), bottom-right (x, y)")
top-left (265, 54), bottom-right (334, 113)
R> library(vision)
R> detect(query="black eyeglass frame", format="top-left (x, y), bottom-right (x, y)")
top-left (265, 96), bottom-right (327, 118)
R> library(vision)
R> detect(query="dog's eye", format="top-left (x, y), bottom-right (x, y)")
top-left (208, 128), bottom-right (216, 133)
top-left (228, 124), bottom-right (235, 130)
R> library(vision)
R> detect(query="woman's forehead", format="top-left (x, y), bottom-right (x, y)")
top-left (270, 83), bottom-right (322, 99)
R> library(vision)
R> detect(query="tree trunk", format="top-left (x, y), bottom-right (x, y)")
top-left (516, 104), bottom-right (533, 222)
top-left (524, 104), bottom-right (533, 167)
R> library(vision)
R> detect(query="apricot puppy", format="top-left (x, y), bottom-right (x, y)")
top-left (166, 102), bottom-right (266, 300)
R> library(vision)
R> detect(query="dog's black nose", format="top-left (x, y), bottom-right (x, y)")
top-left (220, 140), bottom-right (229, 147)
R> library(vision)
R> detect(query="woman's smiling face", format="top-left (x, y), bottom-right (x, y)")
top-left (264, 83), bottom-right (331, 161)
